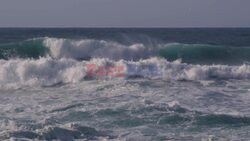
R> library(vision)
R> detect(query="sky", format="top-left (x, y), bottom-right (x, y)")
top-left (0, 0), bottom-right (250, 27)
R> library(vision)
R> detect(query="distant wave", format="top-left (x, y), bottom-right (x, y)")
top-left (1, 57), bottom-right (250, 87)
top-left (0, 37), bottom-right (250, 65)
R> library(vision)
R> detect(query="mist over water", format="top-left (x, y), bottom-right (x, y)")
top-left (1, 28), bottom-right (250, 140)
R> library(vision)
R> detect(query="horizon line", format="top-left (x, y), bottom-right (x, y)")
top-left (0, 26), bottom-right (250, 29)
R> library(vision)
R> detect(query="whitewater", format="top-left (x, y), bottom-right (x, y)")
top-left (1, 28), bottom-right (250, 140)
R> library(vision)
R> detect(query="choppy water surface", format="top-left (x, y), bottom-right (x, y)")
top-left (0, 28), bottom-right (250, 140)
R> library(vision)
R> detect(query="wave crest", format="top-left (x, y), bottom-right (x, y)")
top-left (1, 57), bottom-right (250, 87)
top-left (1, 37), bottom-right (250, 65)
top-left (43, 38), bottom-right (154, 60)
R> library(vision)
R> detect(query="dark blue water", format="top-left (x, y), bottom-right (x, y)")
top-left (1, 28), bottom-right (250, 46)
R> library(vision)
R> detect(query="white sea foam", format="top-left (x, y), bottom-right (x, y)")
top-left (43, 38), bottom-right (154, 60)
top-left (0, 57), bottom-right (250, 87)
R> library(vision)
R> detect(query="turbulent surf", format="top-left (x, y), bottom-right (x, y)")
top-left (1, 28), bottom-right (250, 140)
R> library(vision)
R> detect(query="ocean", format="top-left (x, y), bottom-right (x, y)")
top-left (0, 28), bottom-right (250, 140)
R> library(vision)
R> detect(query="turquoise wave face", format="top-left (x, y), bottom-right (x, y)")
top-left (159, 43), bottom-right (250, 64)
top-left (0, 38), bottom-right (48, 59)
top-left (1, 38), bottom-right (250, 65)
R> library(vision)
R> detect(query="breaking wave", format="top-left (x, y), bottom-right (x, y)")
top-left (0, 57), bottom-right (250, 87)
top-left (0, 37), bottom-right (250, 64)
top-left (0, 37), bottom-right (250, 87)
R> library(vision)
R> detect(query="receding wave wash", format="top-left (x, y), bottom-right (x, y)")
top-left (1, 28), bottom-right (250, 141)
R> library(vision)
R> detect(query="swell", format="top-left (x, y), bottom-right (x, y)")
top-left (138, 103), bottom-right (250, 126)
top-left (0, 37), bottom-right (250, 65)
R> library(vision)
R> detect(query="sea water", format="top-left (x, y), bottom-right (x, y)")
top-left (0, 28), bottom-right (250, 140)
